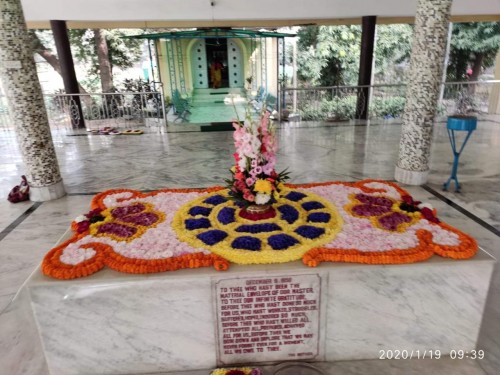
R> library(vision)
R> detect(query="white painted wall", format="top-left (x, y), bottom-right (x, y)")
top-left (21, 0), bottom-right (500, 22)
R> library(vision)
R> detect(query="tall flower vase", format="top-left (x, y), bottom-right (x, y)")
top-left (239, 203), bottom-right (276, 221)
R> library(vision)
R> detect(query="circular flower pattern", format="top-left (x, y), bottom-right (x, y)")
top-left (172, 188), bottom-right (343, 264)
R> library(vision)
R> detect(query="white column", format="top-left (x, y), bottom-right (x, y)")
top-left (395, 0), bottom-right (453, 185)
top-left (0, 0), bottom-right (66, 201)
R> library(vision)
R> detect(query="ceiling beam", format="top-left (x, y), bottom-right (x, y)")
top-left (26, 14), bottom-right (500, 30)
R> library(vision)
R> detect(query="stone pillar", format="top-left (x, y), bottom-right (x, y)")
top-left (487, 50), bottom-right (500, 114)
top-left (0, 0), bottom-right (66, 201)
top-left (395, 0), bottom-right (452, 185)
top-left (356, 15), bottom-right (377, 120)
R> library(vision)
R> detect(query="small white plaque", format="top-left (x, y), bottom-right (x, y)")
top-left (4, 60), bottom-right (22, 69)
top-left (215, 274), bottom-right (321, 365)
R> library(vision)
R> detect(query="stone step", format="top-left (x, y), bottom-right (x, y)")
top-left (192, 88), bottom-right (245, 100)
top-left (192, 97), bottom-right (246, 105)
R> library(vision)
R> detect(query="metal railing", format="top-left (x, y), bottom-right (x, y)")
top-left (282, 85), bottom-right (368, 121)
top-left (1, 80), bottom-right (499, 131)
top-left (0, 90), bottom-right (167, 132)
top-left (282, 80), bottom-right (500, 122)
top-left (44, 91), bottom-right (166, 131)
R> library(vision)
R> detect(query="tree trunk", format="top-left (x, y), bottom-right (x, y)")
top-left (468, 53), bottom-right (484, 94)
top-left (470, 53), bottom-right (484, 82)
top-left (93, 29), bottom-right (114, 93)
top-left (29, 31), bottom-right (88, 95)
top-left (455, 52), bottom-right (468, 82)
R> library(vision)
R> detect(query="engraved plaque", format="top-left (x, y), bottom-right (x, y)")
top-left (215, 274), bottom-right (321, 365)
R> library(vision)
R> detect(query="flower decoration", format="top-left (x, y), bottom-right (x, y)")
top-left (210, 368), bottom-right (261, 375)
top-left (225, 106), bottom-right (290, 207)
top-left (71, 202), bottom-right (166, 242)
top-left (172, 189), bottom-right (342, 265)
top-left (72, 208), bottom-right (105, 234)
top-left (401, 195), bottom-right (440, 223)
top-left (346, 192), bottom-right (439, 232)
top-left (41, 181), bottom-right (477, 280)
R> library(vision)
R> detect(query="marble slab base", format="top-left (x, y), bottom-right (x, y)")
top-left (27, 248), bottom-right (494, 374)
top-left (29, 179), bottom-right (66, 202)
top-left (395, 166), bottom-right (429, 185)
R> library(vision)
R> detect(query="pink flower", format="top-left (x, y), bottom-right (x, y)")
top-left (265, 154), bottom-right (276, 169)
top-left (260, 111), bottom-right (270, 131)
top-left (243, 192), bottom-right (255, 202)
top-left (242, 133), bottom-right (252, 143)
top-left (246, 177), bottom-right (255, 187)
top-left (241, 143), bottom-right (253, 156)
top-left (262, 163), bottom-right (274, 175)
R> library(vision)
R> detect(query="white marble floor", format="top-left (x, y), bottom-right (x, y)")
top-left (0, 117), bottom-right (499, 374)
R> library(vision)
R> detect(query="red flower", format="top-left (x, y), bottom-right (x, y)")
top-left (76, 221), bottom-right (90, 234)
top-left (243, 192), bottom-right (255, 202)
top-left (85, 208), bottom-right (103, 219)
top-left (421, 207), bottom-right (440, 223)
top-left (401, 195), bottom-right (421, 206)
top-left (267, 178), bottom-right (276, 188)
top-left (235, 181), bottom-right (246, 191)
top-left (226, 371), bottom-right (246, 375)
top-left (235, 172), bottom-right (244, 181)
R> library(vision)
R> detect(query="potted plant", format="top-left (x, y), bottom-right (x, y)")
top-left (447, 88), bottom-right (477, 131)
top-left (443, 87), bottom-right (478, 192)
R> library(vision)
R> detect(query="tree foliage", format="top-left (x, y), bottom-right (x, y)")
top-left (447, 22), bottom-right (500, 81)
top-left (297, 25), bottom-right (361, 86)
top-left (373, 24), bottom-right (413, 83)
top-left (69, 29), bottom-right (143, 86)
top-left (296, 22), bottom-right (500, 87)
top-left (296, 24), bottom-right (413, 87)
top-left (31, 28), bottom-right (144, 92)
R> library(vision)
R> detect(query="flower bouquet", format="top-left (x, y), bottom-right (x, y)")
top-left (225, 106), bottom-right (290, 221)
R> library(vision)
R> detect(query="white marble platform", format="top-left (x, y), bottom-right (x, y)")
top-left (26, 246), bottom-right (495, 375)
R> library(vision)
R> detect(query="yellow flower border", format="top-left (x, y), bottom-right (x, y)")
top-left (210, 368), bottom-right (254, 375)
top-left (344, 193), bottom-right (420, 233)
top-left (172, 188), bottom-right (343, 265)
